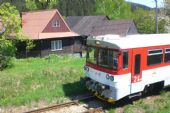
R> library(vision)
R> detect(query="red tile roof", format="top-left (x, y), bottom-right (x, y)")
top-left (22, 9), bottom-right (79, 40)
top-left (39, 32), bottom-right (79, 39)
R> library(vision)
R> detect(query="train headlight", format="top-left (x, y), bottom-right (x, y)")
top-left (101, 85), bottom-right (106, 90)
top-left (106, 74), bottom-right (114, 81)
top-left (84, 66), bottom-right (89, 72)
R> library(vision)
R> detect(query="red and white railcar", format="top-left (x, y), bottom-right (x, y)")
top-left (84, 34), bottom-right (170, 103)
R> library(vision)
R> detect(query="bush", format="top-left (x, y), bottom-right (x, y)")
top-left (0, 39), bottom-right (15, 70)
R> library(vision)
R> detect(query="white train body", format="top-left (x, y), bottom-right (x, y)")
top-left (84, 34), bottom-right (170, 102)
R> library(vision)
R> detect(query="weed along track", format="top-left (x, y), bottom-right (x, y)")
top-left (22, 93), bottom-right (104, 113)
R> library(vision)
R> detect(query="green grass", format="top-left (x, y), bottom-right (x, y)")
top-left (109, 90), bottom-right (170, 113)
top-left (0, 55), bottom-right (87, 106)
top-left (1, 54), bottom-right (170, 113)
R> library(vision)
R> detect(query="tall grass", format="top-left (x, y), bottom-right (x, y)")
top-left (0, 55), bottom-right (87, 106)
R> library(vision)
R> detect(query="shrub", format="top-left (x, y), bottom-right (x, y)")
top-left (0, 38), bottom-right (15, 70)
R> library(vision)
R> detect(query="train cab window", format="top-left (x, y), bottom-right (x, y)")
top-left (108, 50), bottom-right (119, 70)
top-left (147, 49), bottom-right (163, 66)
top-left (122, 50), bottom-right (128, 69)
top-left (165, 48), bottom-right (170, 63)
top-left (98, 49), bottom-right (119, 70)
top-left (86, 47), bottom-right (97, 64)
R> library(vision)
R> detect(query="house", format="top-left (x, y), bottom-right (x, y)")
top-left (66, 16), bottom-right (138, 37)
top-left (91, 20), bottom-right (138, 36)
top-left (18, 9), bottom-right (83, 57)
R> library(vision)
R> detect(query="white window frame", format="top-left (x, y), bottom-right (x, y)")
top-left (147, 49), bottom-right (163, 66)
top-left (165, 48), bottom-right (170, 53)
top-left (165, 48), bottom-right (170, 63)
top-left (148, 49), bottom-right (163, 56)
top-left (51, 40), bottom-right (62, 51)
top-left (52, 20), bottom-right (60, 27)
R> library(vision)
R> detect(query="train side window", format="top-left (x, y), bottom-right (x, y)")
top-left (122, 50), bottom-right (128, 69)
top-left (165, 48), bottom-right (170, 63)
top-left (147, 49), bottom-right (163, 66)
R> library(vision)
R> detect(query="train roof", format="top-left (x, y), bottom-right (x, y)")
top-left (87, 34), bottom-right (170, 49)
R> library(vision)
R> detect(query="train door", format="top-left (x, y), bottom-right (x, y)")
top-left (130, 48), bottom-right (143, 94)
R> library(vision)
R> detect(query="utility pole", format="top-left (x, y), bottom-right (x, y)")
top-left (155, 0), bottom-right (159, 33)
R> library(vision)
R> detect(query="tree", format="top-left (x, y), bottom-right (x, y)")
top-left (0, 3), bottom-right (35, 70)
top-left (95, 0), bottom-right (166, 33)
top-left (164, 0), bottom-right (170, 17)
top-left (0, 3), bottom-right (21, 38)
top-left (0, 0), bottom-right (26, 12)
top-left (25, 0), bottom-right (38, 11)
top-left (0, 3), bottom-right (21, 70)
top-left (57, 0), bottom-right (96, 16)
top-left (25, 0), bottom-right (58, 11)
top-left (132, 8), bottom-right (166, 34)
top-left (95, 0), bottom-right (132, 19)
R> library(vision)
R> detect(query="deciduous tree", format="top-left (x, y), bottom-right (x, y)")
top-left (95, 0), bottom-right (132, 19)
top-left (133, 8), bottom-right (166, 33)
top-left (0, 0), bottom-right (26, 12)
top-left (164, 0), bottom-right (170, 17)
top-left (0, 3), bottom-right (21, 70)
top-left (0, 3), bottom-right (34, 70)
top-left (25, 0), bottom-right (58, 10)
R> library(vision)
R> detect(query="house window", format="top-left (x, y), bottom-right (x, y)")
top-left (51, 40), bottom-right (62, 51)
top-left (52, 20), bottom-right (60, 27)
top-left (147, 49), bottom-right (163, 66)
top-left (165, 48), bottom-right (170, 63)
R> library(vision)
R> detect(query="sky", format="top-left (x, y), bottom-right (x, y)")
top-left (126, 0), bottom-right (164, 8)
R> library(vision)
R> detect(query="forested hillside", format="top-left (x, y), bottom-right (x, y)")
top-left (0, 0), bottom-right (168, 33)
top-left (57, 0), bottom-right (96, 16)
top-left (0, 0), bottom-right (96, 16)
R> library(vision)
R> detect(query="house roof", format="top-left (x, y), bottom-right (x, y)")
top-left (66, 16), bottom-right (109, 36)
top-left (22, 9), bottom-right (79, 40)
top-left (91, 20), bottom-right (136, 36)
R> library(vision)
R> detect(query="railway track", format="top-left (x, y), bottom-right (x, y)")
top-left (22, 93), bottom-right (104, 113)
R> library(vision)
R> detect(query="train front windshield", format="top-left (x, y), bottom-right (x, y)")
top-left (86, 46), bottom-right (119, 70)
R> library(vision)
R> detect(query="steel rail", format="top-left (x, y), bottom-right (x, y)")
top-left (22, 93), bottom-right (95, 113)
top-left (22, 101), bottom-right (79, 113)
